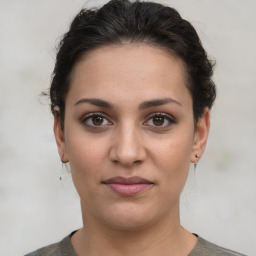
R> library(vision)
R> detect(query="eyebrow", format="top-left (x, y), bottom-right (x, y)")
top-left (74, 97), bottom-right (182, 109)
top-left (139, 98), bottom-right (182, 109)
top-left (75, 98), bottom-right (113, 108)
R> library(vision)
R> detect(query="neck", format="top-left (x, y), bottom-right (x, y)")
top-left (71, 201), bottom-right (197, 256)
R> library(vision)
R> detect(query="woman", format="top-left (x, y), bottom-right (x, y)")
top-left (26, 0), bottom-right (245, 255)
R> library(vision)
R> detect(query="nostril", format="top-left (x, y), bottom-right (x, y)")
top-left (108, 131), bottom-right (147, 166)
top-left (111, 159), bottom-right (143, 168)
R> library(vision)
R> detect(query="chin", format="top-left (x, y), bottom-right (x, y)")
top-left (97, 202), bottom-right (158, 231)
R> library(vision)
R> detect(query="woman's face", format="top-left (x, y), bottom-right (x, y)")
top-left (54, 44), bottom-right (209, 230)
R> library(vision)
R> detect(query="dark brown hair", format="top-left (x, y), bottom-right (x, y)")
top-left (50, 0), bottom-right (216, 129)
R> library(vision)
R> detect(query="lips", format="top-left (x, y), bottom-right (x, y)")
top-left (103, 176), bottom-right (153, 196)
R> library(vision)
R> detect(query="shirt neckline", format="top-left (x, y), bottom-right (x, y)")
top-left (60, 230), bottom-right (203, 256)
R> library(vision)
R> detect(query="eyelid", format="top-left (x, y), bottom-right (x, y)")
top-left (143, 112), bottom-right (176, 127)
top-left (80, 112), bottom-right (176, 129)
top-left (81, 112), bottom-right (113, 127)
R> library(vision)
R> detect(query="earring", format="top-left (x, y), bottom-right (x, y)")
top-left (194, 154), bottom-right (200, 173)
top-left (59, 154), bottom-right (70, 182)
top-left (59, 162), bottom-right (64, 182)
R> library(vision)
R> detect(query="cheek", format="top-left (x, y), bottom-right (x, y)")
top-left (69, 141), bottom-right (105, 167)
top-left (151, 132), bottom-right (193, 189)
top-left (153, 132), bottom-right (193, 167)
top-left (65, 132), bottom-right (109, 197)
top-left (65, 123), bottom-right (108, 167)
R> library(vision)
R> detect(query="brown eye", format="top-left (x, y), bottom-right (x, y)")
top-left (92, 116), bottom-right (104, 126)
top-left (144, 113), bottom-right (176, 128)
top-left (152, 116), bottom-right (165, 126)
top-left (82, 113), bottom-right (112, 128)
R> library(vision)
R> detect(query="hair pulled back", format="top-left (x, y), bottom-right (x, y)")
top-left (50, 0), bottom-right (216, 129)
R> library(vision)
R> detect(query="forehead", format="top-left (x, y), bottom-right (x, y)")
top-left (67, 43), bottom-right (191, 108)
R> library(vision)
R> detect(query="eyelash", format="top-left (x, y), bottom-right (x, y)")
top-left (81, 113), bottom-right (112, 128)
top-left (144, 113), bottom-right (176, 128)
top-left (81, 112), bottom-right (176, 129)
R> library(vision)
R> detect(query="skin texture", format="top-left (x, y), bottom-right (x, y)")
top-left (54, 44), bottom-right (210, 256)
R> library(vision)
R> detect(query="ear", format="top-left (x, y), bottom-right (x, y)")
top-left (53, 113), bottom-right (69, 163)
top-left (191, 108), bottom-right (210, 163)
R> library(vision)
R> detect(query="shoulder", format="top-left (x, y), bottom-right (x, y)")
top-left (24, 242), bottom-right (61, 256)
top-left (190, 235), bottom-right (246, 256)
top-left (24, 232), bottom-right (77, 256)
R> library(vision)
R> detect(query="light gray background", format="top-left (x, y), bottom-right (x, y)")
top-left (0, 0), bottom-right (255, 255)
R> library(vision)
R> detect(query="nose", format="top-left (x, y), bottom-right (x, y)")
top-left (109, 124), bottom-right (147, 167)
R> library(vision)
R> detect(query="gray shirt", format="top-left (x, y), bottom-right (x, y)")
top-left (25, 232), bottom-right (246, 256)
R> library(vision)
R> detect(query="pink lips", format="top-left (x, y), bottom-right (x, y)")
top-left (103, 176), bottom-right (153, 196)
